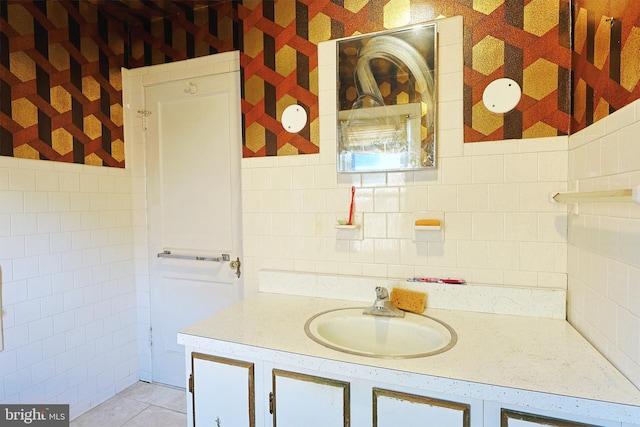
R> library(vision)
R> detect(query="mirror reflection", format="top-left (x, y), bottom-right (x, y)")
top-left (337, 23), bottom-right (437, 173)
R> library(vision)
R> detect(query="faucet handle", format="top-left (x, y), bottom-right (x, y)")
top-left (375, 286), bottom-right (389, 300)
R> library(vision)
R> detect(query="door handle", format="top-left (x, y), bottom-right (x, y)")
top-left (230, 257), bottom-right (241, 278)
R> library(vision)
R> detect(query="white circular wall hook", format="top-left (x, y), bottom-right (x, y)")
top-left (281, 104), bottom-right (307, 133)
top-left (482, 78), bottom-right (522, 113)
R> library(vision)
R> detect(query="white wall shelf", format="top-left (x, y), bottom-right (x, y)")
top-left (414, 225), bottom-right (442, 231)
top-left (335, 213), bottom-right (363, 240)
top-left (334, 224), bottom-right (360, 230)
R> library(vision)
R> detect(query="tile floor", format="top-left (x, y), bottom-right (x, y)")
top-left (70, 381), bottom-right (187, 426)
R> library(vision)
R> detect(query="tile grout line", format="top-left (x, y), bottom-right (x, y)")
top-left (117, 398), bottom-right (151, 427)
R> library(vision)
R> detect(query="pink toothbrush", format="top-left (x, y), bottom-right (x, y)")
top-left (347, 186), bottom-right (355, 225)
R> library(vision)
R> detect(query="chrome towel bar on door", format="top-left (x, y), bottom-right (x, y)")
top-left (157, 250), bottom-right (231, 262)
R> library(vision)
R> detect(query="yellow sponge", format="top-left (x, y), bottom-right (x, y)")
top-left (390, 288), bottom-right (426, 314)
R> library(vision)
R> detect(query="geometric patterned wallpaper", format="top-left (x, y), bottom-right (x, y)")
top-left (116, 2), bottom-right (241, 69)
top-left (1, 0), bottom-right (126, 167)
top-left (572, 0), bottom-right (640, 133)
top-left (463, 0), bottom-right (573, 141)
top-left (2, 0), bottom-right (639, 164)
top-left (239, 0), bottom-right (574, 156)
top-left (240, 0), bottom-right (319, 157)
top-left (0, 0), bottom-right (241, 167)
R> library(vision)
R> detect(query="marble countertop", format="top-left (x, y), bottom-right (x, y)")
top-left (178, 291), bottom-right (640, 415)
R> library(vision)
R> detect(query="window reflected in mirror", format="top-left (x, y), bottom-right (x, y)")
top-left (337, 23), bottom-right (437, 173)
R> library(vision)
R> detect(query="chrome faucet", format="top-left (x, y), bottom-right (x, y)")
top-left (363, 286), bottom-right (405, 317)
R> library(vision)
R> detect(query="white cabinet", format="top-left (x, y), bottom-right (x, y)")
top-left (374, 388), bottom-right (470, 427)
top-left (189, 352), bottom-right (255, 427)
top-left (185, 348), bottom-right (477, 427)
top-left (184, 346), bottom-right (634, 427)
top-left (271, 369), bottom-right (350, 427)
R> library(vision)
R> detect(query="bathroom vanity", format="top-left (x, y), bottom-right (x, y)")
top-left (177, 272), bottom-right (640, 427)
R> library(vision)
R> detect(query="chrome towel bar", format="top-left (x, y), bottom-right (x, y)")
top-left (157, 250), bottom-right (231, 262)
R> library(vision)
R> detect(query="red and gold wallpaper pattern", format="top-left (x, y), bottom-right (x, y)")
top-left (1, 0), bottom-right (639, 165)
top-left (1, 1), bottom-right (127, 166)
top-left (0, 0), bottom-right (240, 167)
top-left (572, 0), bottom-right (640, 133)
top-left (239, 0), bottom-right (574, 155)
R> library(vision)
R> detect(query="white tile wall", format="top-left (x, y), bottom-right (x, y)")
top-left (567, 98), bottom-right (640, 390)
top-left (240, 16), bottom-right (569, 296)
top-left (0, 157), bottom-right (137, 418)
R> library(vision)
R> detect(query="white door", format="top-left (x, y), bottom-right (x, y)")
top-left (145, 71), bottom-right (243, 388)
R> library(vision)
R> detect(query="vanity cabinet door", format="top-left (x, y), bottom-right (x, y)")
top-left (373, 388), bottom-right (470, 427)
top-left (271, 369), bottom-right (350, 427)
top-left (190, 352), bottom-right (255, 427)
top-left (501, 409), bottom-right (599, 427)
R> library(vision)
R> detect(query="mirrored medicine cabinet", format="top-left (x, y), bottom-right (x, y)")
top-left (336, 22), bottom-right (437, 173)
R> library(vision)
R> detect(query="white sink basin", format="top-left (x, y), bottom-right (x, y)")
top-left (304, 307), bottom-right (457, 359)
